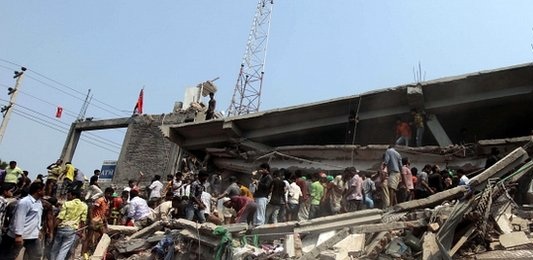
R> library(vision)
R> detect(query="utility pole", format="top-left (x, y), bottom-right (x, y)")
top-left (0, 67), bottom-right (26, 144)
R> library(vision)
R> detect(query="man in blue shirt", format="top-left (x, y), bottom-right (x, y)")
top-left (0, 182), bottom-right (45, 260)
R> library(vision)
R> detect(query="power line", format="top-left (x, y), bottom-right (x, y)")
top-left (0, 58), bottom-right (130, 116)
top-left (24, 74), bottom-right (126, 118)
top-left (0, 97), bottom-right (123, 149)
top-left (11, 109), bottom-right (120, 154)
top-left (15, 105), bottom-right (123, 149)
top-left (0, 83), bottom-right (79, 118)
top-left (16, 103), bottom-right (125, 146)
top-left (0, 83), bottom-right (126, 135)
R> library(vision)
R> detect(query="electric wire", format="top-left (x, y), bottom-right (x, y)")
top-left (0, 61), bottom-right (130, 117)
top-left (0, 83), bottom-right (79, 118)
top-left (18, 105), bottom-right (124, 149)
top-left (11, 110), bottom-right (119, 154)
top-left (0, 98), bottom-right (123, 149)
top-left (0, 67), bottom-right (127, 134)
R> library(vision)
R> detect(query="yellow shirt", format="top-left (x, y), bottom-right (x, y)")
top-left (47, 165), bottom-right (62, 181)
top-left (63, 164), bottom-right (75, 181)
top-left (58, 198), bottom-right (88, 229)
top-left (4, 166), bottom-right (23, 184)
top-left (240, 185), bottom-right (254, 199)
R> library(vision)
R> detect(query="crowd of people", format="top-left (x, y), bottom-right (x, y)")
top-left (0, 143), bottom-right (490, 260)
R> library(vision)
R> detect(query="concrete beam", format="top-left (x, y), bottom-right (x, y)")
top-left (181, 135), bottom-right (228, 149)
top-left (295, 214), bottom-right (382, 233)
top-left (350, 219), bottom-right (427, 234)
top-left (74, 117), bottom-right (130, 131)
top-left (236, 138), bottom-right (273, 152)
top-left (425, 85), bottom-right (533, 110)
top-left (223, 121), bottom-right (242, 138)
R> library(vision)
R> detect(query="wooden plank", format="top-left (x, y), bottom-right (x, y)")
top-left (90, 234), bottom-right (111, 260)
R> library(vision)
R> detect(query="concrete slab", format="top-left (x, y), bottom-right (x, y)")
top-left (499, 232), bottom-right (532, 249)
top-left (316, 230), bottom-right (337, 247)
top-left (332, 233), bottom-right (365, 259)
top-left (475, 249), bottom-right (533, 259)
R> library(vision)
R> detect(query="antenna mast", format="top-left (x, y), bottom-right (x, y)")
top-left (227, 0), bottom-right (274, 117)
top-left (77, 89), bottom-right (92, 121)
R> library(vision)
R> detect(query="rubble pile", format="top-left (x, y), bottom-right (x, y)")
top-left (99, 147), bottom-right (533, 260)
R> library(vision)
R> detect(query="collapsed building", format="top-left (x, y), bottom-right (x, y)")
top-left (62, 63), bottom-right (533, 259)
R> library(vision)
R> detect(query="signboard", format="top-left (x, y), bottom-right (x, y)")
top-left (100, 160), bottom-right (117, 182)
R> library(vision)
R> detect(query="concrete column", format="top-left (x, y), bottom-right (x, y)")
top-left (60, 123), bottom-right (82, 163)
top-left (425, 114), bottom-right (453, 146)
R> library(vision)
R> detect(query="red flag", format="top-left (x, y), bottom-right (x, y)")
top-left (56, 106), bottom-right (63, 118)
top-left (133, 89), bottom-right (143, 114)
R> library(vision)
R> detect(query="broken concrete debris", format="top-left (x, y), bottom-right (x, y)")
top-left (94, 146), bottom-right (533, 259)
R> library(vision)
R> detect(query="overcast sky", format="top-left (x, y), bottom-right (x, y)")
top-left (0, 1), bottom-right (532, 178)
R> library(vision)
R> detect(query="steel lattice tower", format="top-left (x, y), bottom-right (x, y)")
top-left (227, 0), bottom-right (274, 117)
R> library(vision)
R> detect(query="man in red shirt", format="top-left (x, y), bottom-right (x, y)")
top-left (223, 196), bottom-right (257, 225)
top-left (295, 170), bottom-right (310, 221)
top-left (82, 187), bottom-right (113, 256)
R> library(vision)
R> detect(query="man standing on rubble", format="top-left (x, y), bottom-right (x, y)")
top-left (410, 109), bottom-right (425, 147)
top-left (50, 189), bottom-right (87, 260)
top-left (205, 92), bottom-right (216, 120)
top-left (254, 163), bottom-right (273, 226)
top-left (148, 175), bottom-right (164, 208)
top-left (414, 164), bottom-right (434, 199)
top-left (345, 168), bottom-right (363, 212)
top-left (265, 170), bottom-right (287, 224)
top-left (83, 187), bottom-right (114, 257)
top-left (295, 170), bottom-right (310, 221)
top-left (383, 145), bottom-right (402, 207)
top-left (45, 159), bottom-right (62, 197)
top-left (186, 170), bottom-right (209, 223)
top-left (308, 172), bottom-right (325, 219)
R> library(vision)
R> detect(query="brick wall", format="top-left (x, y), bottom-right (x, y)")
top-left (113, 111), bottom-right (195, 188)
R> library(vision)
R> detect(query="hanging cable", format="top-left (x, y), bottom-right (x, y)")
top-left (350, 96), bottom-right (363, 165)
top-left (0, 97), bottom-right (123, 150)
top-left (0, 60), bottom-right (130, 117)
top-left (11, 110), bottom-right (119, 154)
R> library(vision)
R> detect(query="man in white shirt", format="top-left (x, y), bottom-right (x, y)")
top-left (0, 182), bottom-right (45, 260)
top-left (127, 190), bottom-right (153, 228)
top-left (148, 175), bottom-right (164, 208)
top-left (287, 175), bottom-right (302, 221)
